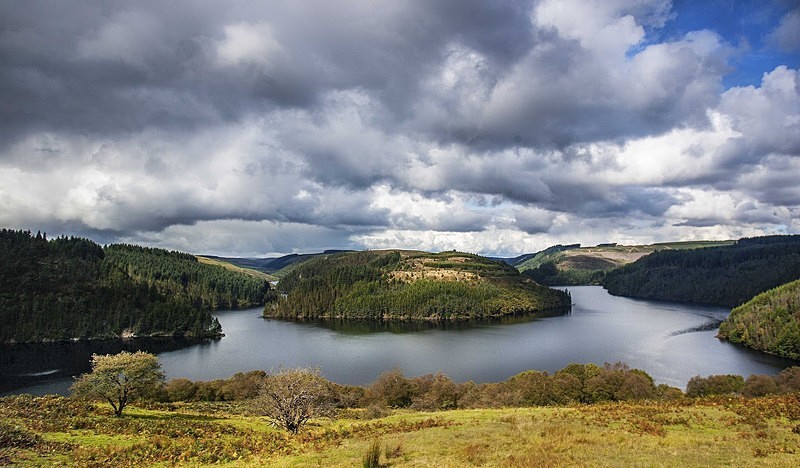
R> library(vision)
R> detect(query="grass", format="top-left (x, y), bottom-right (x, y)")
top-left (2, 395), bottom-right (800, 466)
top-left (197, 256), bottom-right (277, 282)
top-left (516, 240), bottom-right (737, 278)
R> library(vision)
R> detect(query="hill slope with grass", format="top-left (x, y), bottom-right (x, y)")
top-left (718, 279), bottom-right (800, 360)
top-left (2, 393), bottom-right (800, 466)
top-left (266, 250), bottom-right (570, 320)
top-left (200, 250), bottom-right (353, 278)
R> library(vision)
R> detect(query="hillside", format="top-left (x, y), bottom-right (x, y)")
top-left (718, 280), bottom-right (800, 360)
top-left (602, 235), bottom-right (800, 307)
top-left (196, 256), bottom-right (277, 282)
top-left (516, 240), bottom-right (734, 285)
top-left (200, 250), bottom-right (353, 277)
top-left (0, 230), bottom-right (275, 343)
top-left (266, 250), bottom-right (570, 320)
top-left (3, 392), bottom-right (799, 466)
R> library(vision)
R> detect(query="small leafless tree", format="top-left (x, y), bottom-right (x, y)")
top-left (256, 367), bottom-right (331, 434)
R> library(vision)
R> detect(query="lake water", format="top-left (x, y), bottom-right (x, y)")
top-left (1, 286), bottom-right (795, 395)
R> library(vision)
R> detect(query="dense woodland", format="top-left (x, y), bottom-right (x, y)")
top-left (522, 260), bottom-right (608, 285)
top-left (602, 235), bottom-right (800, 307)
top-left (718, 279), bottom-right (800, 360)
top-left (520, 241), bottom-right (734, 286)
top-left (0, 229), bottom-right (274, 343)
top-left (267, 250), bottom-right (570, 320)
top-left (104, 244), bottom-right (272, 310)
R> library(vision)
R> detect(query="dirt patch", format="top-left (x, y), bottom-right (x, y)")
top-left (389, 269), bottom-right (478, 283)
top-left (560, 255), bottom-right (620, 270)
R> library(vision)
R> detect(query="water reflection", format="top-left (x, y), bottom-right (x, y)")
top-left (0, 338), bottom-right (207, 395)
top-left (287, 308), bottom-right (569, 335)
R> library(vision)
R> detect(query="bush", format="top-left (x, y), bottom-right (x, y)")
top-left (686, 374), bottom-right (745, 397)
top-left (742, 375), bottom-right (779, 397)
top-left (776, 366), bottom-right (800, 393)
top-left (367, 369), bottom-right (416, 408)
top-left (164, 378), bottom-right (198, 402)
top-left (410, 373), bottom-right (460, 410)
top-left (254, 367), bottom-right (332, 434)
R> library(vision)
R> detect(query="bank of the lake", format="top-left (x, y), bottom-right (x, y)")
top-left (2, 286), bottom-right (795, 395)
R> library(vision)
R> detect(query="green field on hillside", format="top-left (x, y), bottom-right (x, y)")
top-left (3, 394), bottom-right (799, 466)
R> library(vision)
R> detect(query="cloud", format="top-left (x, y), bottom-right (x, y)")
top-left (123, 220), bottom-right (360, 258)
top-left (716, 66), bottom-right (800, 165)
top-left (0, 0), bottom-right (797, 256)
top-left (768, 8), bottom-right (800, 52)
top-left (414, 0), bottom-right (727, 149)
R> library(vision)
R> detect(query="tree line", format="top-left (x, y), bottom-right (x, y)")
top-left (718, 279), bottom-right (800, 360)
top-left (522, 260), bottom-right (608, 285)
top-left (266, 250), bottom-right (570, 320)
top-left (68, 351), bottom-right (800, 434)
top-left (602, 235), bottom-right (800, 307)
top-left (0, 229), bottom-right (274, 342)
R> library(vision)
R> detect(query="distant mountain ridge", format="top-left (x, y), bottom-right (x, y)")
top-left (200, 250), bottom-right (353, 276)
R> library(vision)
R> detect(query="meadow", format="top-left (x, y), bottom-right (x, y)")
top-left (3, 393), bottom-right (800, 466)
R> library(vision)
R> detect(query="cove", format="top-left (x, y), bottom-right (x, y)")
top-left (2, 285), bottom-right (795, 396)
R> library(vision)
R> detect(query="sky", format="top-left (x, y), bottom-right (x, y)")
top-left (1, 0), bottom-right (798, 257)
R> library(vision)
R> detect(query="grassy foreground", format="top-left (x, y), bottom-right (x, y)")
top-left (3, 394), bottom-right (800, 466)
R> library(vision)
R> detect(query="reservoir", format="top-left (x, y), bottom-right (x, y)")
top-left (2, 286), bottom-right (795, 395)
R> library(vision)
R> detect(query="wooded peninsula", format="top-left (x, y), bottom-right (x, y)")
top-left (0, 229), bottom-right (275, 343)
top-left (265, 250), bottom-right (571, 320)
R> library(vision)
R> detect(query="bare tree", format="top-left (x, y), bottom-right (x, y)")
top-left (255, 367), bottom-right (331, 434)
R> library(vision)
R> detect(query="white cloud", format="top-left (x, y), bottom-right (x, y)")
top-left (717, 66), bottom-right (800, 162)
top-left (1, 0), bottom-right (797, 256)
top-left (215, 22), bottom-right (283, 68)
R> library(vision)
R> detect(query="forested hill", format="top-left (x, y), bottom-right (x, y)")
top-left (602, 235), bottom-right (800, 307)
top-left (0, 229), bottom-right (275, 343)
top-left (516, 240), bottom-right (733, 286)
top-left (266, 250), bottom-right (570, 320)
top-left (104, 244), bottom-right (273, 310)
top-left (718, 280), bottom-right (800, 360)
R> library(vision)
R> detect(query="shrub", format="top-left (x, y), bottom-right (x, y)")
top-left (367, 369), bottom-right (416, 408)
top-left (164, 378), bottom-right (198, 402)
top-left (776, 366), bottom-right (800, 393)
top-left (742, 375), bottom-right (779, 397)
top-left (0, 421), bottom-right (40, 449)
top-left (411, 373), bottom-right (460, 410)
top-left (362, 439), bottom-right (381, 468)
top-left (254, 367), bottom-right (332, 434)
top-left (686, 374), bottom-right (745, 397)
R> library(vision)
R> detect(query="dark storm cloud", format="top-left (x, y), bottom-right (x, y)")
top-left (0, 0), bottom-right (798, 255)
top-left (0, 0), bottom-right (724, 154)
top-left (0, 0), bottom-right (538, 148)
